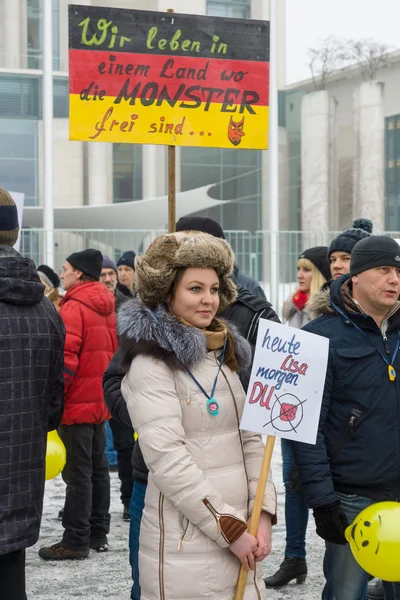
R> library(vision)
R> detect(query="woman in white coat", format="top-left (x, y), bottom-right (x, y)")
top-left (119, 231), bottom-right (277, 600)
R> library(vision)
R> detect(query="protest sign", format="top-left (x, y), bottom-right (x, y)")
top-left (68, 5), bottom-right (269, 149)
top-left (240, 318), bottom-right (329, 445)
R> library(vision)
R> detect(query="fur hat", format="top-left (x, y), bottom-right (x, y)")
top-left (135, 231), bottom-right (237, 310)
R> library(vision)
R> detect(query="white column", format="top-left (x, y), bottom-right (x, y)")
top-left (4, 0), bottom-right (21, 68)
top-left (301, 91), bottom-right (338, 232)
top-left (87, 143), bottom-right (113, 205)
top-left (353, 81), bottom-right (385, 230)
top-left (19, 0), bottom-right (28, 69)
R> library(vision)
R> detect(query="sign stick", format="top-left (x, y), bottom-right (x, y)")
top-left (167, 8), bottom-right (176, 234)
top-left (234, 435), bottom-right (276, 600)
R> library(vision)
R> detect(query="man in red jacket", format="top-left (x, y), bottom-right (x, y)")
top-left (39, 249), bottom-right (117, 560)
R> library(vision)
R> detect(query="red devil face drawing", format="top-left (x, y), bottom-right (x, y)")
top-left (228, 116), bottom-right (245, 146)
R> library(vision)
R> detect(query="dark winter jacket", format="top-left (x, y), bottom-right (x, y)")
top-left (292, 275), bottom-right (400, 508)
top-left (234, 265), bottom-right (266, 300)
top-left (0, 247), bottom-right (65, 555)
top-left (103, 287), bottom-right (280, 485)
top-left (60, 282), bottom-right (117, 425)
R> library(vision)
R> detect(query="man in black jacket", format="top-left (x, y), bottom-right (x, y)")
top-left (100, 255), bottom-right (134, 520)
top-left (0, 189), bottom-right (65, 600)
top-left (292, 236), bottom-right (400, 600)
top-left (103, 217), bottom-right (280, 600)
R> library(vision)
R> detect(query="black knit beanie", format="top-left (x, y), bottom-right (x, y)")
top-left (0, 188), bottom-right (19, 246)
top-left (329, 218), bottom-right (373, 258)
top-left (37, 264), bottom-right (60, 289)
top-left (66, 249), bottom-right (103, 280)
top-left (176, 216), bottom-right (225, 240)
top-left (350, 236), bottom-right (400, 276)
top-left (117, 250), bottom-right (136, 270)
top-left (299, 246), bottom-right (331, 281)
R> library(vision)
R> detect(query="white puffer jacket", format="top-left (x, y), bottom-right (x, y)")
top-left (119, 301), bottom-right (277, 600)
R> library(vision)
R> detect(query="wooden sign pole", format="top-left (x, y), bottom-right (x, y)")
top-left (234, 435), bottom-right (276, 600)
top-left (167, 8), bottom-right (176, 234)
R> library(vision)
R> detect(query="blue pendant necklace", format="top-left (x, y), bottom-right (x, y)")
top-left (184, 337), bottom-right (228, 416)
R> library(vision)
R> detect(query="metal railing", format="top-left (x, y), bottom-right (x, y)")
top-left (20, 228), bottom-right (399, 316)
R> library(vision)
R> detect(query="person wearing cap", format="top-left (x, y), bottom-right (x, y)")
top-left (118, 231), bottom-right (276, 600)
top-left (37, 264), bottom-right (62, 311)
top-left (291, 236), bottom-right (400, 600)
top-left (100, 255), bottom-right (134, 520)
top-left (265, 246), bottom-right (330, 589)
top-left (39, 249), bottom-right (117, 561)
top-left (117, 250), bottom-right (136, 295)
top-left (328, 218), bottom-right (373, 281)
top-left (0, 189), bottom-right (65, 599)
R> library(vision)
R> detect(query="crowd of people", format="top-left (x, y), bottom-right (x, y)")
top-left (0, 184), bottom-right (399, 600)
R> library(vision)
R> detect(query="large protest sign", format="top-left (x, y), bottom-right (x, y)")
top-left (68, 5), bottom-right (269, 149)
top-left (240, 319), bottom-right (329, 445)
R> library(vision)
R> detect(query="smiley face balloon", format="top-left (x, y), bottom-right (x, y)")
top-left (345, 501), bottom-right (400, 582)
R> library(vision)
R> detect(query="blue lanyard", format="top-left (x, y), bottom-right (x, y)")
top-left (184, 336), bottom-right (227, 401)
top-left (331, 301), bottom-right (400, 379)
top-left (151, 310), bottom-right (227, 414)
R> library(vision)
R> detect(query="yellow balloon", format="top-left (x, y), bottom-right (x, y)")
top-left (45, 431), bottom-right (67, 481)
top-left (345, 501), bottom-right (400, 582)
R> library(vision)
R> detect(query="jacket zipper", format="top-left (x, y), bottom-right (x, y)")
top-left (178, 518), bottom-right (189, 550)
top-left (158, 493), bottom-right (165, 600)
top-left (202, 498), bottom-right (223, 535)
top-left (253, 564), bottom-right (261, 600)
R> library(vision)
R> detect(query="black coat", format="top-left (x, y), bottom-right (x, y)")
top-left (0, 249), bottom-right (65, 555)
top-left (103, 286), bottom-right (280, 484)
top-left (292, 276), bottom-right (400, 508)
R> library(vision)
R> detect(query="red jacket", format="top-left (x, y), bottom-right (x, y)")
top-left (59, 282), bottom-right (117, 425)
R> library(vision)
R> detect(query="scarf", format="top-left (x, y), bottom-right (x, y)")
top-left (292, 290), bottom-right (309, 312)
top-left (178, 317), bottom-right (239, 371)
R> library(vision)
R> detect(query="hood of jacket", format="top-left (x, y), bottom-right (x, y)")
top-left (61, 281), bottom-right (115, 316)
top-left (0, 249), bottom-right (44, 306)
top-left (117, 299), bottom-right (251, 371)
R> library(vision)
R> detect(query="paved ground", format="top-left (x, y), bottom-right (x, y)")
top-left (27, 440), bottom-right (325, 599)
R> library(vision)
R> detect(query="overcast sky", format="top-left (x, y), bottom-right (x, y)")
top-left (286, 0), bottom-right (400, 84)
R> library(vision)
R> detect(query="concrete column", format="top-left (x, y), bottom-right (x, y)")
top-left (353, 81), bottom-right (385, 230)
top-left (279, 127), bottom-right (290, 230)
top-left (4, 0), bottom-right (21, 68)
top-left (301, 91), bottom-right (338, 232)
top-left (19, 0), bottom-right (28, 69)
top-left (87, 143), bottom-right (113, 205)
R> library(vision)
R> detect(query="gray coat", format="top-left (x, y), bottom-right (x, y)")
top-left (0, 247), bottom-right (65, 555)
top-left (282, 296), bottom-right (311, 329)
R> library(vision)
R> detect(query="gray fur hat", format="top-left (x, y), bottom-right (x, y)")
top-left (135, 231), bottom-right (237, 310)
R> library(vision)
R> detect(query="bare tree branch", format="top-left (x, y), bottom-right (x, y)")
top-left (341, 38), bottom-right (394, 80)
top-left (307, 36), bottom-right (344, 91)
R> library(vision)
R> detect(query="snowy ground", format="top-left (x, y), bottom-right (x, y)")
top-left (27, 440), bottom-right (325, 599)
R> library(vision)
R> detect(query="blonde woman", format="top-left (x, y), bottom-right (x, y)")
top-left (265, 246), bottom-right (330, 589)
top-left (119, 231), bottom-right (277, 599)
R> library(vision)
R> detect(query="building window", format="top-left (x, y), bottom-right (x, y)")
top-left (113, 144), bottom-right (143, 203)
top-left (27, 0), bottom-right (60, 70)
top-left (0, 74), bottom-right (68, 119)
top-left (181, 146), bottom-right (261, 231)
top-left (385, 115), bottom-right (400, 230)
top-left (0, 119), bottom-right (39, 206)
top-left (207, 0), bottom-right (250, 18)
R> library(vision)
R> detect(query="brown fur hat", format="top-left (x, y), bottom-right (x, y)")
top-left (135, 231), bottom-right (237, 310)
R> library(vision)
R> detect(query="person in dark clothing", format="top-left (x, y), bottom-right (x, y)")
top-left (0, 189), bottom-right (65, 600)
top-left (233, 264), bottom-right (267, 299)
top-left (103, 218), bottom-right (280, 600)
top-left (101, 255), bottom-right (134, 519)
top-left (292, 235), bottom-right (400, 600)
top-left (117, 251), bottom-right (136, 296)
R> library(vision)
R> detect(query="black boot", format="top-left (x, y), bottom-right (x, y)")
top-left (367, 579), bottom-right (384, 600)
top-left (264, 556), bottom-right (307, 587)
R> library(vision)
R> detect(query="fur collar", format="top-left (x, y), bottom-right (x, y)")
top-left (307, 287), bottom-right (333, 320)
top-left (117, 299), bottom-right (251, 372)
